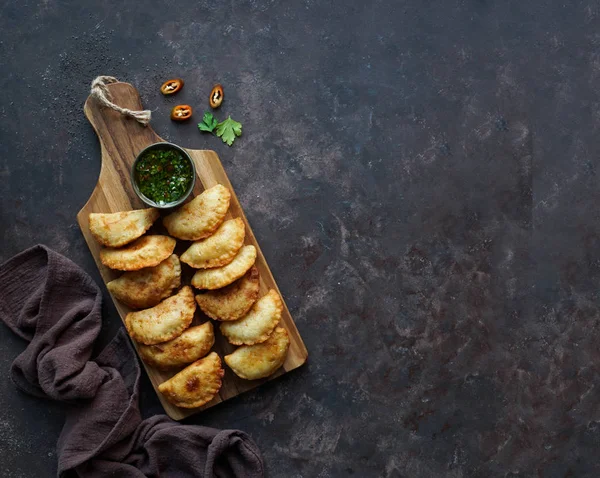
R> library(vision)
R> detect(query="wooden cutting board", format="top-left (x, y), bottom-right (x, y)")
top-left (77, 81), bottom-right (308, 420)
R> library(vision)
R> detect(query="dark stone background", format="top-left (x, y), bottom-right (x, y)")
top-left (2, 1), bottom-right (600, 476)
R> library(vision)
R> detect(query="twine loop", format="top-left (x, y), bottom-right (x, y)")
top-left (90, 76), bottom-right (151, 126)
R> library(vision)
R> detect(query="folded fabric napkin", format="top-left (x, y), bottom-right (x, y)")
top-left (0, 245), bottom-right (264, 478)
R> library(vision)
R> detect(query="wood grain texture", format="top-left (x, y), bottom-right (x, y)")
top-left (77, 82), bottom-right (308, 420)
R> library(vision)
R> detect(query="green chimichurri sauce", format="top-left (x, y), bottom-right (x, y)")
top-left (135, 149), bottom-right (193, 205)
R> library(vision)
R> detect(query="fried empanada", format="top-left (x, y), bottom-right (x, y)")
top-left (163, 184), bottom-right (231, 241)
top-left (107, 254), bottom-right (181, 309)
top-left (195, 266), bottom-right (260, 321)
top-left (137, 322), bottom-right (215, 370)
top-left (89, 208), bottom-right (160, 247)
top-left (100, 235), bottom-right (176, 271)
top-left (220, 289), bottom-right (282, 345)
top-left (125, 286), bottom-right (195, 345)
top-left (158, 352), bottom-right (224, 408)
top-left (180, 218), bottom-right (245, 269)
top-left (191, 245), bottom-right (256, 290)
top-left (224, 327), bottom-right (290, 380)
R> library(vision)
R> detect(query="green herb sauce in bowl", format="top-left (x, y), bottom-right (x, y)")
top-left (132, 143), bottom-right (195, 208)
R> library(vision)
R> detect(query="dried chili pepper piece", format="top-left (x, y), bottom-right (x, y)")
top-left (161, 78), bottom-right (184, 95)
top-left (209, 84), bottom-right (224, 108)
top-left (170, 105), bottom-right (193, 121)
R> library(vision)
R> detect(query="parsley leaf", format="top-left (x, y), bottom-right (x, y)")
top-left (216, 116), bottom-right (242, 146)
top-left (198, 112), bottom-right (218, 133)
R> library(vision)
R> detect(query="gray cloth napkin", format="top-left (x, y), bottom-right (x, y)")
top-left (0, 245), bottom-right (264, 478)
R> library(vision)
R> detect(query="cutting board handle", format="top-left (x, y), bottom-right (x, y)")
top-left (84, 81), bottom-right (161, 150)
top-left (82, 82), bottom-right (162, 210)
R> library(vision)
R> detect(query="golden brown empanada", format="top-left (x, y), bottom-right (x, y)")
top-left (180, 218), bottom-right (245, 269)
top-left (191, 245), bottom-right (256, 290)
top-left (107, 254), bottom-right (181, 309)
top-left (224, 327), bottom-right (290, 380)
top-left (158, 352), bottom-right (224, 408)
top-left (125, 286), bottom-right (195, 345)
top-left (195, 266), bottom-right (259, 321)
top-left (220, 289), bottom-right (282, 345)
top-left (162, 184), bottom-right (231, 241)
top-left (89, 208), bottom-right (159, 247)
top-left (137, 322), bottom-right (215, 370)
top-left (100, 235), bottom-right (176, 271)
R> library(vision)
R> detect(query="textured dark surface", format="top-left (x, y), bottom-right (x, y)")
top-left (1, 1), bottom-right (600, 477)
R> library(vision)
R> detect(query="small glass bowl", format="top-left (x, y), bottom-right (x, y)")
top-left (131, 142), bottom-right (196, 209)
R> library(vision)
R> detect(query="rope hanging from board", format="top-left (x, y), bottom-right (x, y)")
top-left (90, 76), bottom-right (152, 126)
